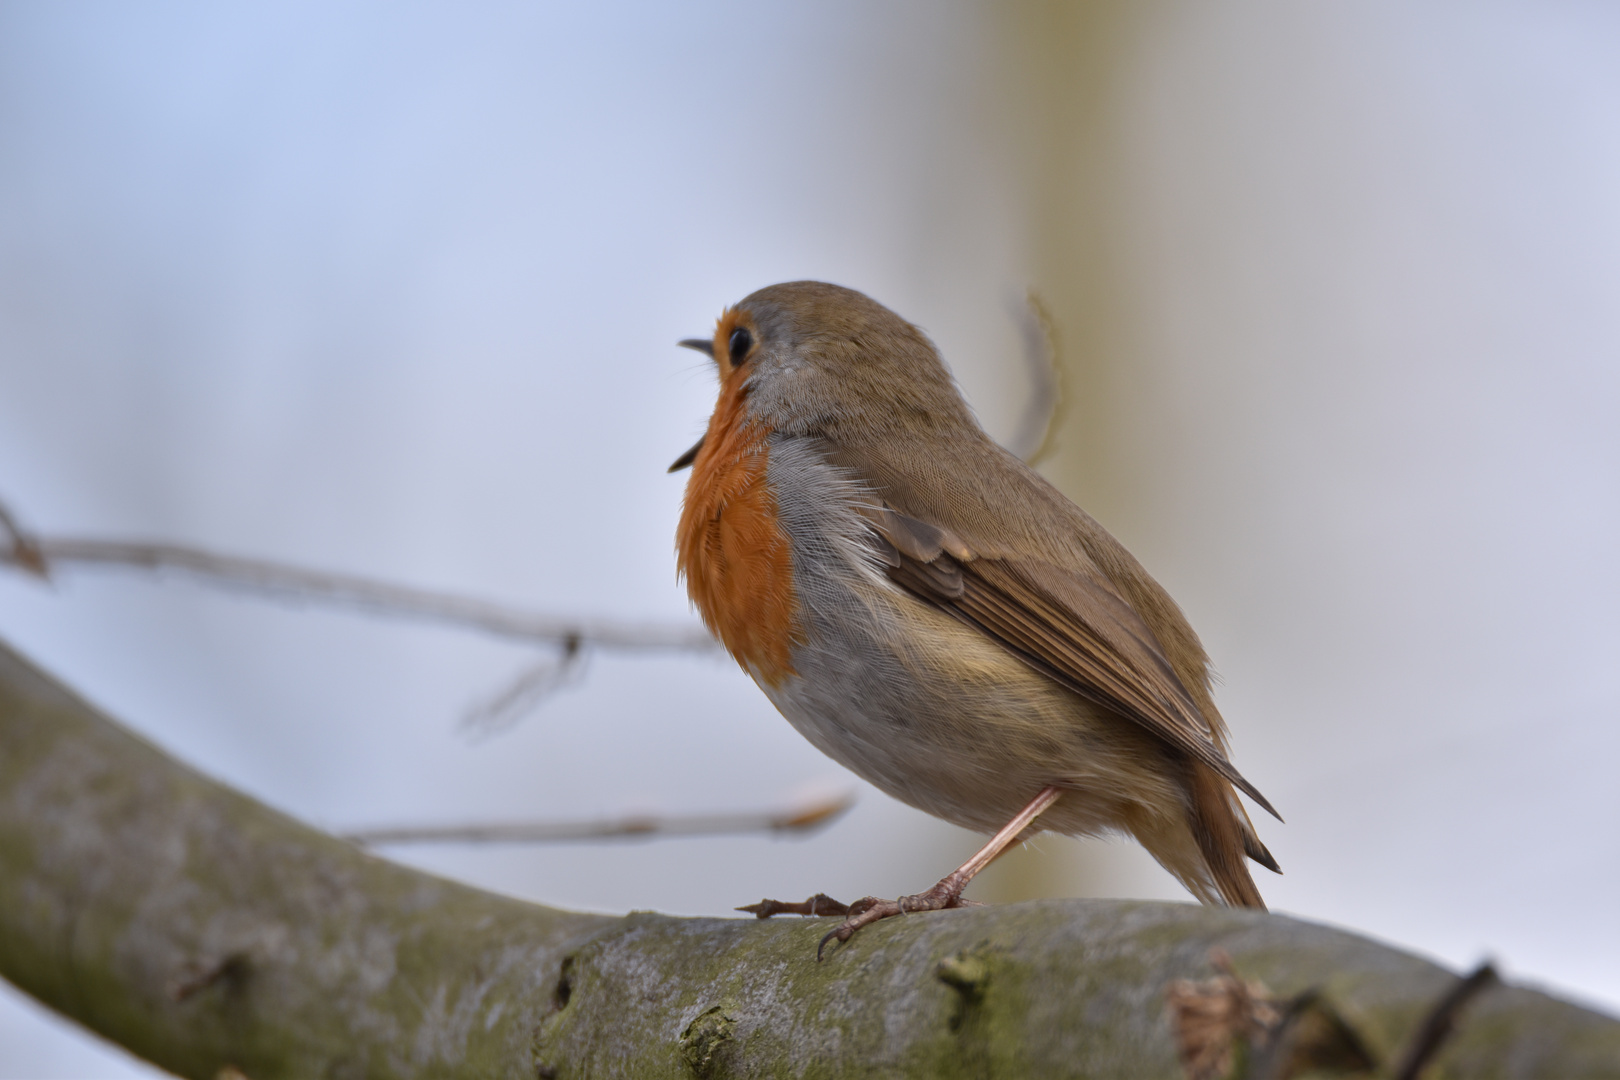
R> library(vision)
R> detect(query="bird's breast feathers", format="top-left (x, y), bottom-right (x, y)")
top-left (674, 385), bottom-right (805, 687)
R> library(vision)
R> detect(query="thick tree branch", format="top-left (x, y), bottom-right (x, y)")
top-left (2, 636), bottom-right (1618, 1079)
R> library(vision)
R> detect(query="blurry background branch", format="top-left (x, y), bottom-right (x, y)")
top-left (0, 501), bottom-right (49, 579)
top-left (342, 789), bottom-right (853, 847)
top-left (0, 493), bottom-right (719, 735)
top-left (1007, 289), bottom-right (1066, 466)
top-left (0, 501), bottom-right (715, 654)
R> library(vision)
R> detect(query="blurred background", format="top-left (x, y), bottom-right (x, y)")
top-left (2, 2), bottom-right (1618, 1074)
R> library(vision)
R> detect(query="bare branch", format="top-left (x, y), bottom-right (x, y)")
top-left (1008, 289), bottom-right (1067, 466)
top-left (1392, 962), bottom-right (1500, 1080)
top-left (4, 634), bottom-right (1618, 1078)
top-left (0, 499), bottom-right (49, 579)
top-left (459, 637), bottom-right (590, 737)
top-left (341, 790), bottom-right (855, 847)
top-left (0, 497), bottom-right (716, 655)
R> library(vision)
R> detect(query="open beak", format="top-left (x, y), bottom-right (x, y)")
top-left (668, 337), bottom-right (714, 471)
top-left (668, 436), bottom-right (704, 473)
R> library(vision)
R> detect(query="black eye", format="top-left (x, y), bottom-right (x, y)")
top-left (728, 327), bottom-right (753, 365)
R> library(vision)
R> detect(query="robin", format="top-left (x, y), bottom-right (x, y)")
top-left (671, 281), bottom-right (1279, 956)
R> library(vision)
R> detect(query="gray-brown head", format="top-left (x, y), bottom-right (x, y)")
top-left (679, 281), bottom-right (981, 446)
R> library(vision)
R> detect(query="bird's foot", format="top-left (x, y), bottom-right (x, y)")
top-left (816, 876), bottom-right (982, 959)
top-left (736, 893), bottom-right (850, 919)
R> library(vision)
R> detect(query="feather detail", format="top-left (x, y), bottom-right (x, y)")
top-left (863, 508), bottom-right (1279, 822)
top-left (675, 372), bottom-right (800, 686)
top-left (1187, 762), bottom-right (1268, 908)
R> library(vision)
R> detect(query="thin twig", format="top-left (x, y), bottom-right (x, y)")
top-left (0, 501), bottom-right (49, 579)
top-left (342, 791), bottom-right (855, 847)
top-left (459, 637), bottom-right (588, 737)
top-left (1391, 961), bottom-right (1499, 1080)
top-left (0, 513), bottom-right (715, 654)
top-left (1010, 289), bottom-right (1067, 466)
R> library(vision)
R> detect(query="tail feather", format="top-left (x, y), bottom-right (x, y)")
top-left (1187, 763), bottom-right (1268, 909)
top-left (1243, 827), bottom-right (1281, 874)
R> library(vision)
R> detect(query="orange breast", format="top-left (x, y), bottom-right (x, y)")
top-left (676, 377), bottom-right (801, 686)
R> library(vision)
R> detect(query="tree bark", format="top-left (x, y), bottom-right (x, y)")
top-left (2, 636), bottom-right (1617, 1079)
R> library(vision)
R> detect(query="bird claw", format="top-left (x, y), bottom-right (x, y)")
top-left (815, 881), bottom-right (969, 960)
top-left (735, 893), bottom-right (850, 919)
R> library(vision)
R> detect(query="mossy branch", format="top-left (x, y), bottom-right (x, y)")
top-left (1, 636), bottom-right (1617, 1079)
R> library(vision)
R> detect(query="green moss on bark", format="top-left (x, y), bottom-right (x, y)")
top-left (3, 638), bottom-right (1618, 1079)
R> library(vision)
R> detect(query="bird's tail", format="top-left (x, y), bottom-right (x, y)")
top-left (1187, 762), bottom-right (1279, 910)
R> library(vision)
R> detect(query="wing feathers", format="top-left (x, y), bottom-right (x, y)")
top-left (858, 503), bottom-right (973, 563)
top-left (869, 508), bottom-right (1281, 823)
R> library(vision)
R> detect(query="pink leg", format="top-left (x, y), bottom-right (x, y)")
top-left (817, 785), bottom-right (1064, 959)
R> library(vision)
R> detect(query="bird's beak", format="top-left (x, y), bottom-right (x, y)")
top-left (669, 337), bottom-right (714, 472)
top-left (668, 436), bottom-right (704, 473)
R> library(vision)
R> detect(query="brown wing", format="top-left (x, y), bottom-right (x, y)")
top-left (862, 504), bottom-right (1281, 822)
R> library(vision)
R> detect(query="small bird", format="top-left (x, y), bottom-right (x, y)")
top-left (671, 281), bottom-right (1279, 955)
